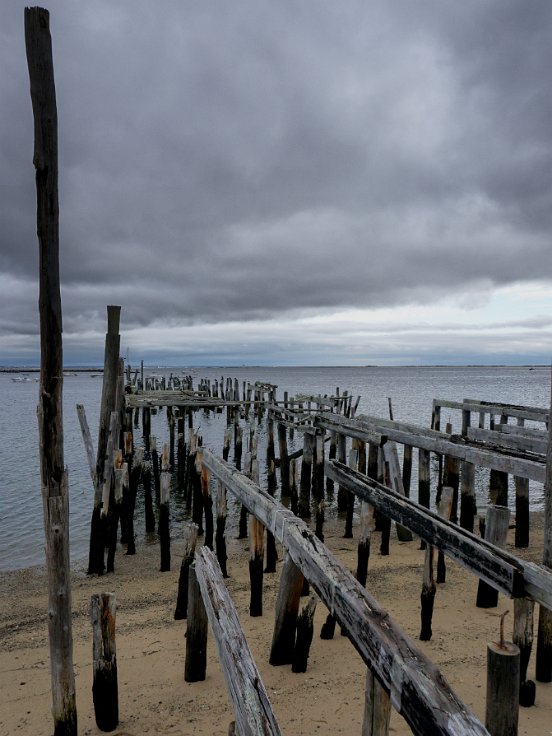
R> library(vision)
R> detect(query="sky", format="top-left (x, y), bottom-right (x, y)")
top-left (1, 1), bottom-right (551, 366)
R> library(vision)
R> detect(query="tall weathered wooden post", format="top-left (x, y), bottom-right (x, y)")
top-left (536, 372), bottom-right (552, 681)
top-left (88, 305), bottom-right (121, 574)
top-left (25, 7), bottom-right (77, 733)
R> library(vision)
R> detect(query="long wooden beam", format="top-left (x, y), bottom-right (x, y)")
top-left (434, 398), bottom-right (548, 424)
top-left (201, 449), bottom-right (488, 736)
top-left (194, 547), bottom-right (282, 736)
top-left (467, 426), bottom-right (547, 455)
top-left (319, 413), bottom-right (546, 482)
top-left (326, 459), bottom-right (552, 609)
top-left (314, 414), bottom-right (386, 447)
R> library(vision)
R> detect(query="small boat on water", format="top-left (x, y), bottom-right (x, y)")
top-left (11, 375), bottom-right (33, 383)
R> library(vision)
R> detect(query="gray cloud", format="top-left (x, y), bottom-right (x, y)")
top-left (1, 0), bottom-right (551, 363)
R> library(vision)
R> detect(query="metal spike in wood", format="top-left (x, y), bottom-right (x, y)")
top-left (25, 7), bottom-right (77, 733)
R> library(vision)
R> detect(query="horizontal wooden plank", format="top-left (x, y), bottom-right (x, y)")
top-left (433, 398), bottom-right (548, 424)
top-left (201, 449), bottom-right (488, 736)
top-left (462, 400), bottom-right (548, 424)
top-left (467, 427), bottom-right (547, 455)
top-left (331, 413), bottom-right (546, 483)
top-left (313, 414), bottom-right (386, 446)
top-left (326, 460), bottom-right (552, 610)
top-left (194, 547), bottom-right (283, 736)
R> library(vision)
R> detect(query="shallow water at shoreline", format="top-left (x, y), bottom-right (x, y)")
top-left (1, 364), bottom-right (549, 572)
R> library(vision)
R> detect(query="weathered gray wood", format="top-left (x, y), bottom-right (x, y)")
top-left (195, 547), bottom-right (283, 736)
top-left (357, 498), bottom-right (375, 587)
top-left (185, 563), bottom-right (208, 682)
top-left (477, 506), bottom-right (510, 608)
top-left (215, 480), bottom-right (229, 577)
top-left (513, 598), bottom-right (535, 687)
top-left (174, 523), bottom-right (198, 619)
top-left (537, 374), bottom-right (552, 681)
top-left (90, 593), bottom-right (118, 731)
top-left (326, 460), bottom-right (552, 609)
top-left (249, 460), bottom-right (264, 616)
top-left (315, 414), bottom-right (384, 447)
top-left (460, 461), bottom-right (477, 533)
top-left (436, 487), bottom-right (454, 584)
top-left (100, 412), bottom-right (119, 519)
top-left (269, 552), bottom-right (304, 665)
top-left (324, 413), bottom-right (546, 482)
top-left (202, 449), bottom-right (488, 736)
top-left (486, 640), bottom-right (520, 736)
top-left (88, 307), bottom-right (121, 575)
top-left (383, 441), bottom-right (412, 542)
top-left (96, 307), bottom-right (121, 508)
top-left (76, 404), bottom-right (96, 487)
top-left (515, 472), bottom-right (530, 549)
top-left (159, 444), bottom-right (170, 571)
top-left (25, 9), bottom-right (77, 733)
top-left (362, 668), bottom-right (392, 736)
top-left (299, 432), bottom-right (313, 518)
top-left (468, 426), bottom-right (547, 454)
top-left (292, 595), bottom-right (317, 673)
top-left (420, 541), bottom-right (436, 641)
top-left (434, 398), bottom-right (548, 425)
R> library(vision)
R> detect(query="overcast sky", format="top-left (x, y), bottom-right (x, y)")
top-left (2, 1), bottom-right (551, 365)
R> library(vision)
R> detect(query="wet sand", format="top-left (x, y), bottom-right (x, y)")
top-left (1, 513), bottom-right (551, 735)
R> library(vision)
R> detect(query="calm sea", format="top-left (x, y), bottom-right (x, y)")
top-left (0, 365), bottom-right (549, 572)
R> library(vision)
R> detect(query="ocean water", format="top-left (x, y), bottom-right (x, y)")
top-left (0, 365), bottom-right (549, 572)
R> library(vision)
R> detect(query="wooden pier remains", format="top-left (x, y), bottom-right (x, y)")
top-left (66, 309), bottom-right (552, 732)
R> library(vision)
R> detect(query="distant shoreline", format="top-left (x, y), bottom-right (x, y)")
top-left (0, 367), bottom-right (103, 373)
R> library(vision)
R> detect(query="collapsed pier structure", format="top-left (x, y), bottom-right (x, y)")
top-left (74, 305), bottom-right (552, 735)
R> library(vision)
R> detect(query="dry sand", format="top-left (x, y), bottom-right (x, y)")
top-left (1, 513), bottom-right (551, 735)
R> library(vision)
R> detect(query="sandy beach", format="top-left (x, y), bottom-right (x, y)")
top-left (1, 512), bottom-right (551, 736)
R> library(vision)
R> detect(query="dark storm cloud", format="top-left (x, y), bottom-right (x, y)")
top-left (1, 0), bottom-right (551, 361)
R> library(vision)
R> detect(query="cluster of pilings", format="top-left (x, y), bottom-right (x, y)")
top-left (76, 308), bottom-right (552, 735)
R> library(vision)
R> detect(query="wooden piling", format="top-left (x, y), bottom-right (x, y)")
top-left (106, 453), bottom-right (125, 573)
top-left (151, 436), bottom-right (160, 506)
top-left (292, 595), bottom-right (317, 673)
top-left (420, 542), bottom-right (436, 641)
top-left (269, 552), bottom-right (304, 666)
top-left (249, 460), bottom-right (264, 616)
top-left (337, 434), bottom-right (348, 511)
top-left (201, 460), bottom-right (213, 550)
top-left (299, 432), bottom-right (313, 518)
top-left (159, 444), bottom-right (170, 571)
top-left (362, 668), bottom-right (391, 736)
top-left (486, 614), bottom-right (520, 736)
top-left (125, 446), bottom-right (142, 555)
top-left (90, 593), bottom-right (118, 732)
top-left (25, 9), bottom-right (77, 731)
top-left (514, 418), bottom-right (530, 548)
top-left (536, 373), bottom-right (552, 682)
top-left (142, 460), bottom-right (156, 533)
top-left (460, 460), bottom-right (477, 533)
top-left (436, 487), bottom-right (454, 584)
top-left (476, 506), bottom-right (510, 608)
top-left (184, 563), bottom-right (208, 682)
top-left (356, 499), bottom-right (375, 588)
top-left (215, 481), bottom-right (229, 578)
top-left (313, 430), bottom-right (325, 499)
top-left (277, 422), bottom-right (290, 495)
top-left (513, 597), bottom-right (535, 706)
top-left (379, 447), bottom-right (392, 556)
top-left (174, 523), bottom-right (199, 619)
top-left (344, 447), bottom-right (358, 538)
